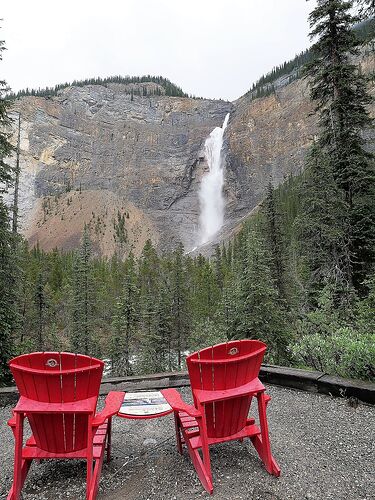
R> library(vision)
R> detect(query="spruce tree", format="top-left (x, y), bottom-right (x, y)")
top-left (71, 227), bottom-right (94, 354)
top-left (138, 240), bottom-right (162, 372)
top-left (219, 269), bottom-right (241, 340)
top-left (0, 39), bottom-right (13, 191)
top-left (34, 271), bottom-right (47, 349)
top-left (296, 144), bottom-right (353, 307)
top-left (156, 265), bottom-right (174, 370)
top-left (213, 244), bottom-right (226, 292)
top-left (236, 225), bottom-right (290, 363)
top-left (357, 0), bottom-right (375, 17)
top-left (0, 34), bottom-right (17, 384)
top-left (262, 183), bottom-right (288, 302)
top-left (0, 203), bottom-right (18, 383)
top-left (170, 243), bottom-right (189, 368)
top-left (111, 252), bottom-right (138, 375)
top-left (189, 254), bottom-right (220, 323)
top-left (305, 0), bottom-right (375, 291)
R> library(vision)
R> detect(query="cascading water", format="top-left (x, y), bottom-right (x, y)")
top-left (198, 113), bottom-right (230, 246)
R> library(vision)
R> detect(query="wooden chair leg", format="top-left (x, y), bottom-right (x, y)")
top-left (88, 451), bottom-right (106, 500)
top-left (251, 393), bottom-right (280, 477)
top-left (9, 413), bottom-right (24, 500)
top-left (200, 433), bottom-right (213, 494)
top-left (189, 411), bottom-right (213, 494)
top-left (86, 418), bottom-right (94, 500)
top-left (106, 417), bottom-right (112, 463)
top-left (174, 413), bottom-right (183, 454)
top-left (7, 458), bottom-right (32, 500)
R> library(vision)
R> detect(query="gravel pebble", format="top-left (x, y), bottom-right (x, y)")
top-left (0, 385), bottom-right (374, 500)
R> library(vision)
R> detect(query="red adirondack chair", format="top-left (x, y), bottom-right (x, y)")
top-left (7, 352), bottom-right (124, 500)
top-left (161, 340), bottom-right (280, 494)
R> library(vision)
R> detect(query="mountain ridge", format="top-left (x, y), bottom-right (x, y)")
top-left (6, 41), bottom-right (374, 257)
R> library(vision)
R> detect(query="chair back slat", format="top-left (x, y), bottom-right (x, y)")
top-left (60, 353), bottom-right (78, 452)
top-left (187, 340), bottom-right (266, 439)
top-left (197, 347), bottom-right (215, 435)
top-left (74, 355), bottom-right (102, 450)
top-left (9, 352), bottom-right (104, 454)
top-left (209, 342), bottom-right (228, 437)
top-left (187, 351), bottom-right (202, 405)
top-left (42, 353), bottom-right (65, 452)
top-left (220, 341), bottom-right (240, 436)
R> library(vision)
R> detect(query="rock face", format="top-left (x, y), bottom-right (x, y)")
top-left (225, 77), bottom-right (315, 219)
top-left (9, 85), bottom-right (232, 255)
top-left (224, 47), bottom-right (375, 226)
top-left (7, 48), bottom-right (375, 256)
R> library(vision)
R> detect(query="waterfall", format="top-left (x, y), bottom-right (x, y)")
top-left (198, 113), bottom-right (230, 246)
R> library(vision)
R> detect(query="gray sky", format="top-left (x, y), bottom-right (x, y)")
top-left (1, 0), bottom-right (316, 102)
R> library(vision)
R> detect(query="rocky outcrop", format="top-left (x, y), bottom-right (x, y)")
top-left (7, 47), bottom-right (375, 257)
top-left (224, 77), bottom-right (315, 219)
top-left (9, 85), bottom-right (232, 255)
top-left (223, 47), bottom-right (375, 225)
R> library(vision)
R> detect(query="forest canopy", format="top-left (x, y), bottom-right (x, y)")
top-left (0, 1), bottom-right (374, 385)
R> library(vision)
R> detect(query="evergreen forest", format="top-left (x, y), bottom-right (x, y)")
top-left (7, 75), bottom-right (190, 100)
top-left (0, 0), bottom-right (374, 385)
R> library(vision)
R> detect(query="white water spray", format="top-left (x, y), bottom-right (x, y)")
top-left (198, 113), bottom-right (229, 245)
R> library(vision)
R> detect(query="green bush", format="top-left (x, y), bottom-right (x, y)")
top-left (292, 328), bottom-right (375, 381)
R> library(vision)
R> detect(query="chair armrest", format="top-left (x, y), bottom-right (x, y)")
top-left (13, 395), bottom-right (98, 414)
top-left (92, 391), bottom-right (125, 427)
top-left (161, 389), bottom-right (201, 418)
top-left (194, 378), bottom-right (265, 405)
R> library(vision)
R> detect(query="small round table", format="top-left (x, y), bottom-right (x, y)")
top-left (116, 390), bottom-right (173, 420)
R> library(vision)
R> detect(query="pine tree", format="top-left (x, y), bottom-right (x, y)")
top-left (0, 40), bottom-right (13, 191)
top-left (296, 144), bottom-right (354, 308)
top-left (0, 203), bottom-right (18, 383)
top-left (48, 248), bottom-right (64, 293)
top-left (111, 252), bottom-right (138, 375)
top-left (262, 182), bottom-right (288, 301)
top-left (189, 254), bottom-right (220, 323)
top-left (170, 243), bottom-right (189, 368)
top-left (34, 271), bottom-right (47, 349)
top-left (156, 265), bottom-right (174, 370)
top-left (213, 245), bottom-right (224, 291)
top-left (71, 227), bottom-right (94, 354)
top-left (357, 270), bottom-right (375, 334)
top-left (0, 34), bottom-right (17, 384)
top-left (12, 112), bottom-right (21, 233)
top-left (219, 269), bottom-right (241, 340)
top-left (236, 225), bottom-right (291, 363)
top-left (138, 240), bottom-right (163, 372)
top-left (305, 0), bottom-right (375, 291)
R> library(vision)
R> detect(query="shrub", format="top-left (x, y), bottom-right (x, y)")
top-left (292, 327), bottom-right (375, 381)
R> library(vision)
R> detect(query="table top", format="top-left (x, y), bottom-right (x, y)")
top-left (117, 391), bottom-right (173, 419)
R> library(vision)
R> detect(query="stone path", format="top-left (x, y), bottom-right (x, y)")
top-left (0, 386), bottom-right (374, 500)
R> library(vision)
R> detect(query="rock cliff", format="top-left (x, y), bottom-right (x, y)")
top-left (9, 85), bottom-right (232, 255)
top-left (7, 48), bottom-right (375, 256)
top-left (224, 47), bottom-right (375, 222)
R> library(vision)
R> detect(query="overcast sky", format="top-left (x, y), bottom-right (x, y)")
top-left (1, 0), bottom-right (316, 102)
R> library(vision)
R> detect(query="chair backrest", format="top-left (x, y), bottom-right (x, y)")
top-left (187, 340), bottom-right (266, 438)
top-left (9, 352), bottom-right (104, 453)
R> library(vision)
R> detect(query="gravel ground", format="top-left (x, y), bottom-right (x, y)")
top-left (0, 385), bottom-right (374, 500)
